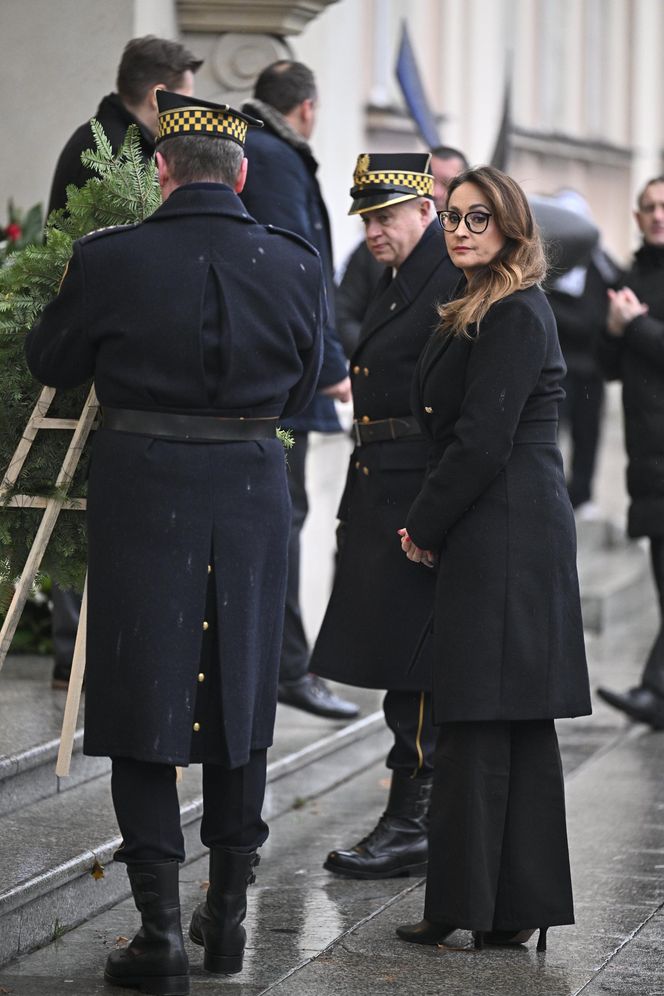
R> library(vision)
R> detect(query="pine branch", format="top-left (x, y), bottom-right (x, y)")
top-left (0, 122), bottom-right (160, 591)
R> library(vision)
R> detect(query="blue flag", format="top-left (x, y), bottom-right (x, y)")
top-left (395, 22), bottom-right (440, 149)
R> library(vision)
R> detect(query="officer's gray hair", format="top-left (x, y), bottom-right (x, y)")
top-left (158, 135), bottom-right (244, 187)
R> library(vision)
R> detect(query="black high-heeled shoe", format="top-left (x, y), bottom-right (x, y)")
top-left (396, 919), bottom-right (456, 945)
top-left (477, 927), bottom-right (548, 951)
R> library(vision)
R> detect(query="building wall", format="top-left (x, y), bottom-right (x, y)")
top-left (1, 0), bottom-right (662, 268)
top-left (0, 0), bottom-right (179, 215)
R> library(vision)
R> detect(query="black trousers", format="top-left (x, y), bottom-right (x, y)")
top-left (559, 370), bottom-right (604, 508)
top-left (280, 431), bottom-right (310, 683)
top-left (111, 751), bottom-right (269, 865)
top-left (642, 537), bottom-right (664, 698)
top-left (424, 720), bottom-right (574, 931)
top-left (384, 690), bottom-right (436, 778)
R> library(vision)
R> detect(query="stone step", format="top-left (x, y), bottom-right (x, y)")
top-left (576, 518), bottom-right (653, 633)
top-left (0, 654), bottom-right (387, 968)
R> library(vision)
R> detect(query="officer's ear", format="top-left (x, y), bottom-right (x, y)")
top-left (234, 157), bottom-right (248, 194)
top-left (156, 151), bottom-right (170, 189)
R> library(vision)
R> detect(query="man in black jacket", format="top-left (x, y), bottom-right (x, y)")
top-left (597, 176), bottom-right (664, 730)
top-left (240, 61), bottom-right (357, 720)
top-left (27, 90), bottom-right (324, 992)
top-left (49, 35), bottom-right (202, 214)
top-left (310, 154), bottom-right (459, 879)
top-left (47, 35), bottom-right (202, 689)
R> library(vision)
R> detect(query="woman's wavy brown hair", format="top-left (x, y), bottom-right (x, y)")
top-left (439, 165), bottom-right (546, 336)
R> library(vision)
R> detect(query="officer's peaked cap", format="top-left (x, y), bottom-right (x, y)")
top-left (156, 90), bottom-right (263, 149)
top-left (349, 153), bottom-right (434, 216)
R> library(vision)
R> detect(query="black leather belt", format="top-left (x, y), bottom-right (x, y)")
top-left (352, 416), bottom-right (423, 446)
top-left (102, 407), bottom-right (278, 442)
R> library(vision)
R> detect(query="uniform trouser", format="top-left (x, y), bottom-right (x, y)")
top-left (559, 371), bottom-right (605, 508)
top-left (424, 720), bottom-right (574, 931)
top-left (384, 690), bottom-right (436, 778)
top-left (110, 751), bottom-right (269, 865)
top-left (279, 431), bottom-right (310, 683)
top-left (642, 537), bottom-right (664, 699)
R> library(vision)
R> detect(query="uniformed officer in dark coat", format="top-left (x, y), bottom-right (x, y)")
top-left (26, 90), bottom-right (324, 995)
top-left (309, 154), bottom-right (459, 879)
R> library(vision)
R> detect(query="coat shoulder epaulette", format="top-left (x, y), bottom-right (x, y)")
top-left (79, 223), bottom-right (140, 245)
top-left (263, 224), bottom-right (319, 257)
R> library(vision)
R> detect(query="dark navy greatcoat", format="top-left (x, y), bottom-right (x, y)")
top-left (310, 222), bottom-right (458, 691)
top-left (25, 183), bottom-right (323, 768)
top-left (405, 285), bottom-right (591, 722)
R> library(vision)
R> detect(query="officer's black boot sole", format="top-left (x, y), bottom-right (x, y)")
top-left (323, 855), bottom-right (427, 879)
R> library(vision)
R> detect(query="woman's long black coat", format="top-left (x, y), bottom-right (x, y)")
top-left (406, 286), bottom-right (591, 722)
top-left (25, 184), bottom-right (323, 768)
top-left (311, 222), bottom-right (459, 690)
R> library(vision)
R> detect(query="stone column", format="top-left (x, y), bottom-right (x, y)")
top-left (175, 0), bottom-right (339, 104)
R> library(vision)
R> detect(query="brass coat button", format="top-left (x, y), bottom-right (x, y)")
top-left (361, 415), bottom-right (370, 423)
top-left (198, 673), bottom-right (205, 683)
top-left (363, 466), bottom-right (370, 476)
top-left (193, 722), bottom-right (201, 732)
top-left (363, 367), bottom-right (369, 376)
top-left (202, 620), bottom-right (209, 631)
top-left (207, 564), bottom-right (212, 574)
top-left (355, 460), bottom-right (361, 469)
top-left (352, 365), bottom-right (360, 374)
top-left (424, 406), bottom-right (433, 414)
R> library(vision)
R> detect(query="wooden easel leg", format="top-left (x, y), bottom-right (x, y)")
top-left (55, 574), bottom-right (88, 778)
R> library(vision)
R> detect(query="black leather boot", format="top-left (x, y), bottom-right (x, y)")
top-left (189, 848), bottom-right (259, 974)
top-left (324, 773), bottom-right (432, 879)
top-left (104, 861), bottom-right (189, 995)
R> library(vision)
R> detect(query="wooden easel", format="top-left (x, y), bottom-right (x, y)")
top-left (0, 383), bottom-right (98, 775)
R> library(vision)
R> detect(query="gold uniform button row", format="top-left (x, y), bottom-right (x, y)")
top-left (352, 365), bottom-right (370, 376)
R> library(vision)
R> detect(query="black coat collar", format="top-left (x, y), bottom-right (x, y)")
top-left (356, 221), bottom-right (448, 350)
top-left (146, 183), bottom-right (253, 223)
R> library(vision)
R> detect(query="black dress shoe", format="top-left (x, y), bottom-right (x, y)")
top-left (396, 919), bottom-right (456, 945)
top-left (597, 685), bottom-right (664, 729)
top-left (277, 674), bottom-right (359, 719)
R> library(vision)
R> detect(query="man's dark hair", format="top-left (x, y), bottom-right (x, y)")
top-left (158, 135), bottom-right (243, 187)
top-left (430, 145), bottom-right (469, 169)
top-left (117, 35), bottom-right (202, 105)
top-left (253, 61), bottom-right (316, 115)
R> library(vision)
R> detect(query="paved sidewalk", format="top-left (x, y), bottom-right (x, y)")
top-left (3, 386), bottom-right (664, 995)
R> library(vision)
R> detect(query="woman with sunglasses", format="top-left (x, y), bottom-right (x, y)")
top-left (396, 166), bottom-right (591, 951)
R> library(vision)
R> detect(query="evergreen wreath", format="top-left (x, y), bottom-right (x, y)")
top-left (0, 122), bottom-right (161, 598)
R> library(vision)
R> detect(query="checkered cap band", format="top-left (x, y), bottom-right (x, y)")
top-left (158, 108), bottom-right (249, 145)
top-left (353, 169), bottom-right (434, 197)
